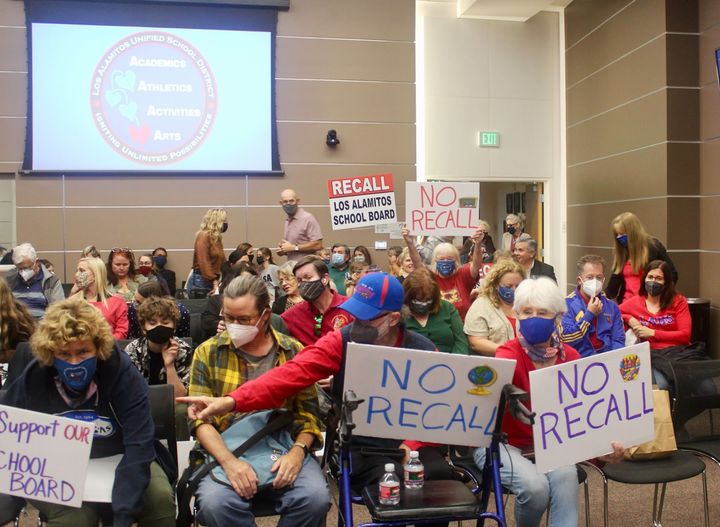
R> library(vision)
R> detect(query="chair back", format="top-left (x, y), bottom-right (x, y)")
top-left (179, 298), bottom-right (207, 315)
top-left (149, 384), bottom-right (178, 467)
top-left (669, 359), bottom-right (720, 442)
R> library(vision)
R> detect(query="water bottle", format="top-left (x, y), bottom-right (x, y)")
top-left (378, 463), bottom-right (401, 505)
top-left (403, 450), bottom-right (425, 489)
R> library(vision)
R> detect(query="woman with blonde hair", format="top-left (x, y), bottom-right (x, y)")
top-left (0, 277), bottom-right (34, 384)
top-left (187, 208), bottom-right (228, 298)
top-left (464, 258), bottom-right (525, 355)
top-left (0, 299), bottom-right (175, 526)
top-left (606, 212), bottom-right (676, 303)
top-left (272, 262), bottom-right (305, 314)
top-left (72, 256), bottom-right (128, 339)
top-left (397, 247), bottom-right (414, 282)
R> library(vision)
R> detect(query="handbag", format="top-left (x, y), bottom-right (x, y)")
top-left (175, 409), bottom-right (294, 527)
top-left (623, 389), bottom-right (677, 460)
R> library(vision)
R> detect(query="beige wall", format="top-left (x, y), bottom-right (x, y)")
top-left (0, 0), bottom-right (416, 281)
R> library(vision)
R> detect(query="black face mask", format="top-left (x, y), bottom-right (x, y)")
top-left (507, 226), bottom-right (516, 235)
top-left (645, 280), bottom-right (664, 297)
top-left (349, 321), bottom-right (379, 344)
top-left (221, 222), bottom-right (228, 233)
top-left (247, 253), bottom-right (254, 263)
top-left (409, 299), bottom-right (433, 315)
top-left (298, 279), bottom-right (325, 302)
top-left (256, 256), bottom-right (265, 265)
top-left (146, 325), bottom-right (174, 344)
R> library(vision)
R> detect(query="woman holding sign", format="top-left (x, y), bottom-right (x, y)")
top-left (0, 299), bottom-right (175, 527)
top-left (473, 277), bottom-right (624, 527)
top-left (402, 225), bottom-right (485, 320)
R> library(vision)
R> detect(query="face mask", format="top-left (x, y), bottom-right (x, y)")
top-left (645, 280), bottom-right (664, 297)
top-left (283, 204), bottom-right (298, 216)
top-left (322, 258), bottom-right (331, 265)
top-left (226, 321), bottom-right (260, 348)
top-left (74, 271), bottom-right (92, 290)
top-left (581, 278), bottom-right (603, 298)
top-left (498, 286), bottom-right (515, 305)
top-left (19, 268), bottom-right (35, 282)
top-left (138, 266), bottom-right (152, 276)
top-left (146, 325), bottom-right (174, 345)
top-left (256, 256), bottom-right (265, 265)
top-left (436, 260), bottom-right (456, 277)
top-left (298, 279), bottom-right (325, 301)
top-left (616, 234), bottom-right (628, 248)
top-left (349, 320), bottom-right (382, 344)
top-left (153, 255), bottom-right (167, 268)
top-left (507, 226), bottom-right (516, 235)
top-left (221, 222), bottom-right (229, 233)
top-left (54, 356), bottom-right (97, 392)
top-left (409, 299), bottom-right (433, 315)
top-left (331, 253), bottom-right (346, 266)
top-left (354, 255), bottom-right (366, 263)
top-left (518, 316), bottom-right (557, 345)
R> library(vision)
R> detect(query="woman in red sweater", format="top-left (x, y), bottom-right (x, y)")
top-left (619, 260), bottom-right (691, 350)
top-left (71, 257), bottom-right (128, 339)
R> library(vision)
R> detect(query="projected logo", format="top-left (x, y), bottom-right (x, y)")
top-left (90, 31), bottom-right (217, 165)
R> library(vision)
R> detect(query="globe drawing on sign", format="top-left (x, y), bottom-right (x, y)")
top-left (467, 365), bottom-right (497, 396)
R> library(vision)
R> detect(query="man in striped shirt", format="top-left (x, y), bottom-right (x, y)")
top-left (6, 242), bottom-right (64, 319)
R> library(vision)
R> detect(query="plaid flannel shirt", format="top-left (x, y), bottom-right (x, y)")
top-left (188, 326), bottom-right (323, 447)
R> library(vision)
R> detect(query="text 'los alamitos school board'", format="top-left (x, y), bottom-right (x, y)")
top-left (530, 343), bottom-right (655, 473)
top-left (0, 404), bottom-right (94, 507)
top-left (344, 343), bottom-right (516, 447)
top-left (328, 174), bottom-right (397, 230)
top-left (406, 181), bottom-right (480, 236)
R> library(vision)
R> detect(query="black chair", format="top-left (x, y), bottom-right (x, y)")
top-left (61, 283), bottom-right (74, 297)
top-left (179, 299), bottom-right (208, 315)
top-left (148, 384), bottom-right (178, 469)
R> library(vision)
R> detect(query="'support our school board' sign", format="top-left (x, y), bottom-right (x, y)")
top-left (406, 182), bottom-right (480, 236)
top-left (530, 343), bottom-right (655, 473)
top-left (0, 405), bottom-right (94, 507)
top-left (327, 174), bottom-right (397, 230)
top-left (344, 343), bottom-right (516, 447)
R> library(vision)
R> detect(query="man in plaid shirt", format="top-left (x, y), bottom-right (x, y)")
top-left (188, 275), bottom-right (329, 527)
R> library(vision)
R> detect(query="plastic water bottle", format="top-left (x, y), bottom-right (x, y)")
top-left (403, 450), bottom-right (425, 489)
top-left (378, 463), bottom-right (401, 505)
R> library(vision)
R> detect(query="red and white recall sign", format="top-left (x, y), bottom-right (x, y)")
top-left (327, 174), bottom-right (397, 231)
top-left (406, 182), bottom-right (480, 236)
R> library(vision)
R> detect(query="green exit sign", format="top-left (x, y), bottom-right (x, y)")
top-left (478, 131), bottom-right (500, 148)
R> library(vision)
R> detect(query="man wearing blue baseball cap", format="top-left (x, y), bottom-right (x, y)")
top-left (179, 272), bottom-right (456, 500)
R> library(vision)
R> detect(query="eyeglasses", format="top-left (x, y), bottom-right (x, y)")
top-left (224, 314), bottom-right (261, 326)
top-left (110, 247), bottom-right (134, 257)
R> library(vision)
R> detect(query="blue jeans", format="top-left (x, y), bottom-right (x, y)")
top-left (186, 270), bottom-right (213, 297)
top-left (474, 444), bottom-right (578, 527)
top-left (195, 457), bottom-right (330, 527)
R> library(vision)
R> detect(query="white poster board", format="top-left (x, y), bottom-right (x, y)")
top-left (327, 173), bottom-right (397, 230)
top-left (344, 343), bottom-right (516, 447)
top-left (405, 182), bottom-right (480, 236)
top-left (0, 405), bottom-right (94, 507)
top-left (530, 343), bottom-right (655, 473)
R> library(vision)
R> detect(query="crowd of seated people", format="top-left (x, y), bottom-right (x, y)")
top-left (0, 209), bottom-right (701, 527)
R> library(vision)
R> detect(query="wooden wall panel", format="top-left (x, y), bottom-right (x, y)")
top-left (564, 0), bottom-right (634, 50)
top-left (0, 119), bottom-right (25, 167)
top-left (0, 73), bottom-right (26, 117)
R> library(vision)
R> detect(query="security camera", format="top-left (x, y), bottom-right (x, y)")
top-left (326, 129), bottom-right (340, 147)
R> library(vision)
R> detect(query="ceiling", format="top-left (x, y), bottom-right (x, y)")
top-left (423, 0), bottom-right (573, 22)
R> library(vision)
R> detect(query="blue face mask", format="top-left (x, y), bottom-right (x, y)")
top-left (498, 286), bottom-right (515, 305)
top-left (436, 260), bottom-right (456, 277)
top-left (331, 253), bottom-right (346, 266)
top-left (53, 356), bottom-right (97, 392)
top-left (518, 316), bottom-right (557, 345)
top-left (616, 234), bottom-right (628, 248)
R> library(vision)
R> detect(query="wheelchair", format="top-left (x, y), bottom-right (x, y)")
top-left (328, 384), bottom-right (536, 527)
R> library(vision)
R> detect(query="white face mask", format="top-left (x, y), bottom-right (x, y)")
top-left (581, 278), bottom-right (603, 298)
top-left (19, 268), bottom-right (35, 282)
top-left (225, 309), bottom-right (266, 348)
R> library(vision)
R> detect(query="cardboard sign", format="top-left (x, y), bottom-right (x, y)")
top-left (328, 173), bottom-right (397, 230)
top-left (406, 182), bottom-right (480, 236)
top-left (344, 343), bottom-right (516, 447)
top-left (530, 343), bottom-right (655, 473)
top-left (0, 405), bottom-right (94, 507)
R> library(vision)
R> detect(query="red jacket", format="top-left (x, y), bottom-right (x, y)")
top-left (280, 290), bottom-right (353, 346)
top-left (496, 339), bottom-right (580, 450)
top-left (89, 295), bottom-right (128, 340)
top-left (619, 294), bottom-right (691, 350)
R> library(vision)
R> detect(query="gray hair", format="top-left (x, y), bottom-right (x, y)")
top-left (576, 254), bottom-right (607, 276)
top-left (224, 275), bottom-right (270, 313)
top-left (12, 243), bottom-right (37, 265)
top-left (506, 214), bottom-right (523, 228)
top-left (516, 233), bottom-right (537, 254)
top-left (513, 277), bottom-right (566, 315)
top-left (478, 219), bottom-right (491, 231)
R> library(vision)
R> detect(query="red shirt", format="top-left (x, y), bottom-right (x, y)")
top-left (89, 295), bottom-right (129, 340)
top-left (435, 263), bottom-right (476, 321)
top-left (496, 339), bottom-right (581, 450)
top-left (619, 294), bottom-right (691, 350)
top-left (280, 290), bottom-right (353, 346)
top-left (622, 260), bottom-right (642, 302)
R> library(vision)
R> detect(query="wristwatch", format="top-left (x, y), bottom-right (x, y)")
top-left (292, 442), bottom-right (309, 455)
